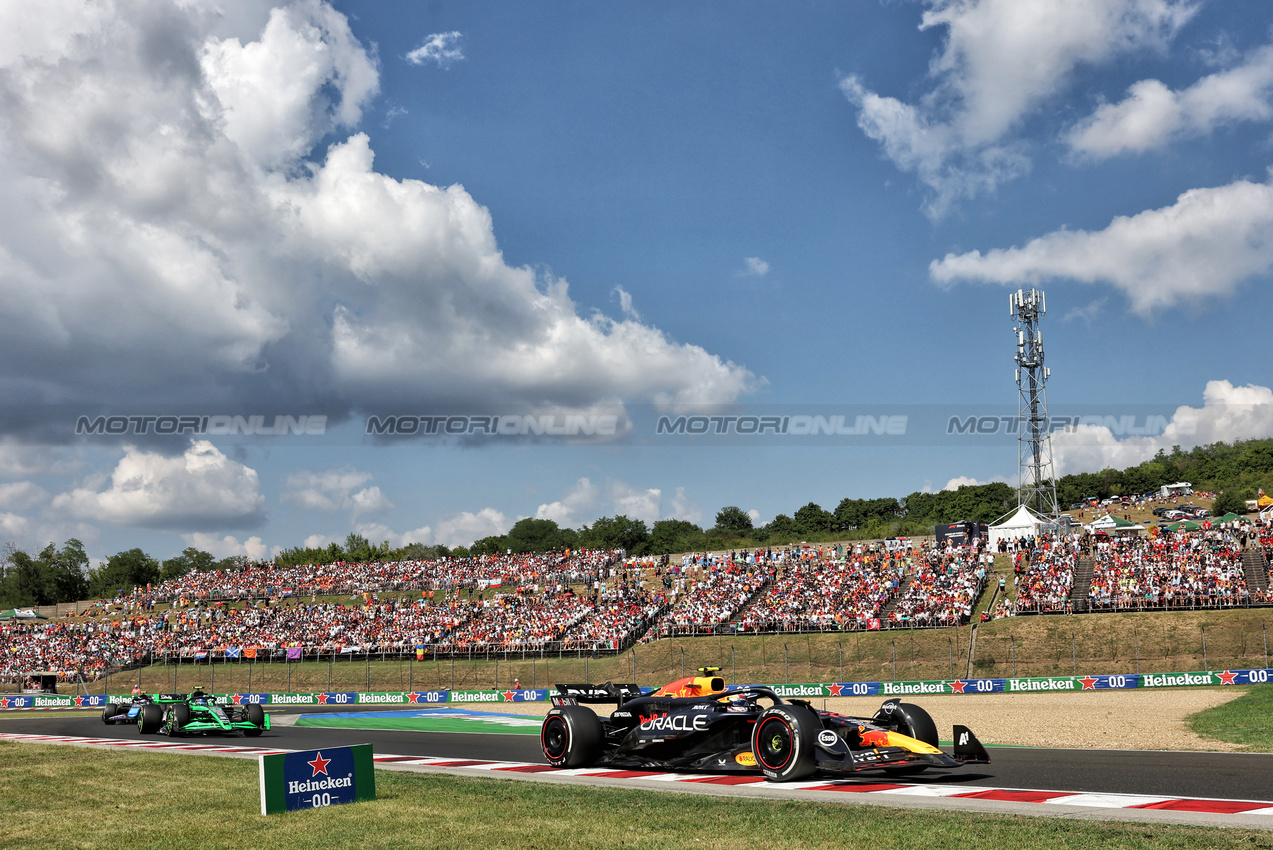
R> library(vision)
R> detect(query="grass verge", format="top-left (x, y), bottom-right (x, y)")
top-left (2, 741), bottom-right (1273, 849)
top-left (1189, 685), bottom-right (1273, 751)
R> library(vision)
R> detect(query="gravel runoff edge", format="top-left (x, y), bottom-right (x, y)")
top-left (479, 688), bottom-right (1248, 751)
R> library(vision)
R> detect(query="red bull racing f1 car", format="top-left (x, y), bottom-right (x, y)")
top-left (541, 667), bottom-right (988, 781)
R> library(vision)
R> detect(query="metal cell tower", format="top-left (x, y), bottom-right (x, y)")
top-left (1010, 288), bottom-right (1059, 518)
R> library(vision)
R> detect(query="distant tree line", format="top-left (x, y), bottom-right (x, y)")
top-left (4, 438), bottom-right (1271, 606)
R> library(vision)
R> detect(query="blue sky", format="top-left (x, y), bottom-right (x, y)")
top-left (2, 0), bottom-right (1272, 564)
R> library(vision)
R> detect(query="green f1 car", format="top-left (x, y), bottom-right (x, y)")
top-left (136, 688), bottom-right (269, 737)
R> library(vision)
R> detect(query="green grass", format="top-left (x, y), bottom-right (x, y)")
top-left (2, 741), bottom-right (1271, 849)
top-left (1189, 684), bottom-right (1273, 751)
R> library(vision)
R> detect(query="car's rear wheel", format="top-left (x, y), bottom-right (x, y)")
top-left (752, 705), bottom-right (818, 782)
top-left (244, 703), bottom-right (265, 736)
top-left (138, 704), bottom-right (163, 734)
top-left (101, 704), bottom-right (118, 725)
top-left (541, 706), bottom-right (603, 768)
top-left (168, 703), bottom-right (190, 736)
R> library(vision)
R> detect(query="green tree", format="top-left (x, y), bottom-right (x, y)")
top-left (765, 514), bottom-right (796, 539)
top-left (792, 502), bottom-right (833, 535)
top-left (45, 539), bottom-right (89, 602)
top-left (89, 548), bottom-right (160, 597)
top-left (506, 518), bottom-right (570, 553)
top-left (6, 549), bottom-right (53, 606)
top-left (650, 519), bottom-right (705, 554)
top-left (713, 506), bottom-right (753, 534)
top-left (1212, 489), bottom-right (1246, 516)
top-left (582, 515), bottom-right (650, 554)
top-left (159, 547), bottom-right (217, 582)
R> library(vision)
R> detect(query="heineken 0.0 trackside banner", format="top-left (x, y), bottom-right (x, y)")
top-left (7, 670), bottom-right (1268, 712)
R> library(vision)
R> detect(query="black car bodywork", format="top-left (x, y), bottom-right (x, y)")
top-left (541, 668), bottom-right (989, 781)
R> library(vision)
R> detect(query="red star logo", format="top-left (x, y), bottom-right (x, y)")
top-left (307, 752), bottom-right (331, 776)
top-left (1079, 676), bottom-right (1098, 690)
top-left (316, 693), bottom-right (329, 704)
top-left (407, 692), bottom-right (421, 703)
top-left (73, 696), bottom-right (85, 707)
top-left (232, 694), bottom-right (243, 704)
top-left (502, 690), bottom-right (516, 702)
top-left (1219, 670), bottom-right (1238, 685)
top-left (827, 683), bottom-right (845, 696)
top-left (948, 680), bottom-right (966, 693)
top-left (0, 698), bottom-right (9, 708)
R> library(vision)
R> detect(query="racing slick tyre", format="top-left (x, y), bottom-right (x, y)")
top-left (244, 703), bottom-right (265, 736)
top-left (168, 703), bottom-right (191, 736)
top-left (138, 704), bottom-right (164, 734)
top-left (102, 704), bottom-right (118, 724)
top-left (881, 702), bottom-right (938, 776)
top-left (541, 706), bottom-right (603, 768)
top-left (891, 702), bottom-right (939, 748)
top-left (752, 704), bottom-right (818, 782)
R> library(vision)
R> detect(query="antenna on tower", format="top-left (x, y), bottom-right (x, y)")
top-left (1010, 288), bottom-right (1059, 519)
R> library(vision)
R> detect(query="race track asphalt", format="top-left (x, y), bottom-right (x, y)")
top-left (5, 707), bottom-right (1273, 802)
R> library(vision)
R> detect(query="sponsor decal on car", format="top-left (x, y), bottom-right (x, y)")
top-left (638, 713), bottom-right (709, 733)
top-left (734, 751), bottom-right (757, 766)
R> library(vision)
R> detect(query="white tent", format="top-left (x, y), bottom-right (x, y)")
top-left (989, 504), bottom-right (1046, 548)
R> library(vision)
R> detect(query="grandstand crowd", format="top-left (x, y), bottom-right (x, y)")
top-left (1, 515), bottom-right (1271, 684)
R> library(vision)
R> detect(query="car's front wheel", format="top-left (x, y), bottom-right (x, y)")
top-left (244, 703), bottom-right (265, 736)
top-left (541, 706), bottom-right (603, 768)
top-left (752, 705), bottom-right (818, 782)
top-left (138, 704), bottom-right (163, 734)
top-left (101, 704), bottom-right (118, 725)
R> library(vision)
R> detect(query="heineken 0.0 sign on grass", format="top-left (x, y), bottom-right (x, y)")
top-left (259, 744), bottom-right (375, 814)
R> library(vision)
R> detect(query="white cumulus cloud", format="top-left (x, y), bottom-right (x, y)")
top-left (535, 477), bottom-right (601, 528)
top-left (435, 507), bottom-right (511, 548)
top-left (51, 441), bottom-right (265, 531)
top-left (283, 467), bottom-right (392, 516)
top-left (929, 174), bottom-right (1273, 313)
top-left (1051, 380), bottom-right (1273, 475)
top-left (405, 31), bottom-right (463, 68)
top-left (352, 522), bottom-right (434, 550)
top-left (0, 0), bottom-right (756, 431)
top-left (842, 0), bottom-right (1195, 215)
top-left (0, 481), bottom-right (50, 512)
top-left (182, 532), bottom-right (271, 561)
top-left (1067, 44), bottom-right (1273, 159)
